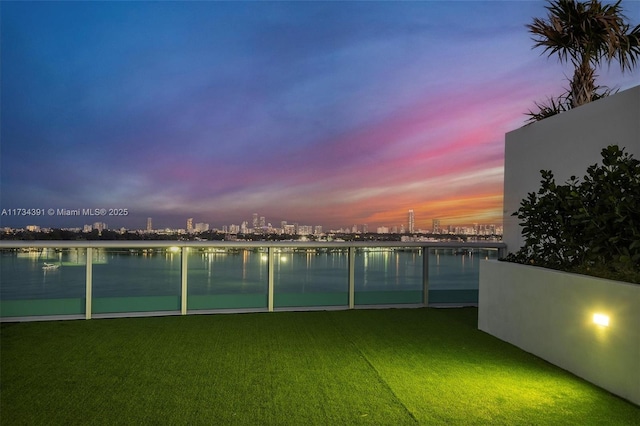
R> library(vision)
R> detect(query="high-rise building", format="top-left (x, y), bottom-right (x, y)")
top-left (432, 219), bottom-right (440, 234)
top-left (252, 213), bottom-right (258, 230)
top-left (146, 217), bottom-right (152, 232)
top-left (93, 222), bottom-right (107, 232)
top-left (298, 225), bottom-right (313, 235)
top-left (195, 222), bottom-right (209, 232)
top-left (186, 218), bottom-right (194, 233)
top-left (408, 209), bottom-right (415, 233)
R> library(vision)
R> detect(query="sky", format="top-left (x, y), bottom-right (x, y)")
top-left (1, 1), bottom-right (639, 231)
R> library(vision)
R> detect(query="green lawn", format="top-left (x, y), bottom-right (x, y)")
top-left (1, 308), bottom-right (638, 425)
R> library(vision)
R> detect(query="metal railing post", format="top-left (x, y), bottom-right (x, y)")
top-left (349, 247), bottom-right (355, 309)
top-left (181, 247), bottom-right (188, 315)
top-left (85, 247), bottom-right (93, 320)
top-left (268, 247), bottom-right (274, 312)
top-left (422, 246), bottom-right (429, 306)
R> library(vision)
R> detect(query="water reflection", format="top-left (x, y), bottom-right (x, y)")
top-left (1, 248), bottom-right (87, 299)
top-left (1, 246), bottom-right (501, 303)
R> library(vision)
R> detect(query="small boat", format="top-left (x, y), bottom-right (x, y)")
top-left (42, 263), bottom-right (60, 270)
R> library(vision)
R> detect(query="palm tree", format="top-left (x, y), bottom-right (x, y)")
top-left (528, 0), bottom-right (640, 110)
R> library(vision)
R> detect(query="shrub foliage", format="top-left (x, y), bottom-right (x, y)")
top-left (505, 145), bottom-right (640, 283)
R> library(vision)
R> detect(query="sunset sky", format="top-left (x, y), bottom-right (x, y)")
top-left (2, 1), bottom-right (638, 231)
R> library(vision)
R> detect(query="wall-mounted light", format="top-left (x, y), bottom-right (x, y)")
top-left (593, 313), bottom-right (610, 327)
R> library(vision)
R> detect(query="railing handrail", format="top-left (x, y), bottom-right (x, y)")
top-left (0, 240), bottom-right (506, 250)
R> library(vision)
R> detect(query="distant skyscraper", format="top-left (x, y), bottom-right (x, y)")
top-left (94, 222), bottom-right (107, 232)
top-left (186, 218), bottom-right (193, 233)
top-left (195, 222), bottom-right (209, 232)
top-left (298, 225), bottom-right (313, 235)
top-left (432, 219), bottom-right (440, 234)
top-left (408, 209), bottom-right (415, 233)
top-left (252, 213), bottom-right (258, 230)
top-left (146, 217), bottom-right (152, 231)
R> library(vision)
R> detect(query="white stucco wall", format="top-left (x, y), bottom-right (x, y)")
top-left (503, 86), bottom-right (640, 253)
top-left (479, 260), bottom-right (640, 405)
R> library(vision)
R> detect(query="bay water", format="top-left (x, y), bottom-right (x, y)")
top-left (1, 247), bottom-right (499, 302)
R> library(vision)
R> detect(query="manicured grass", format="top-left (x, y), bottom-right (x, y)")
top-left (1, 308), bottom-right (638, 425)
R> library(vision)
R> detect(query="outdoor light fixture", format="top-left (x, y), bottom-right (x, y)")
top-left (169, 246), bottom-right (180, 253)
top-left (593, 313), bottom-right (610, 327)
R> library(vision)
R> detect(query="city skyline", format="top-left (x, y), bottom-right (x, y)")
top-left (2, 2), bottom-right (639, 230)
top-left (1, 208), bottom-right (502, 236)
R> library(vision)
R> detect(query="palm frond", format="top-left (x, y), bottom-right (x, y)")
top-left (526, 84), bottom-right (616, 123)
top-left (525, 94), bottom-right (571, 124)
top-left (527, 0), bottom-right (639, 114)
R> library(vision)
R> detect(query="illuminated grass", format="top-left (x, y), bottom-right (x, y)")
top-left (1, 308), bottom-right (638, 425)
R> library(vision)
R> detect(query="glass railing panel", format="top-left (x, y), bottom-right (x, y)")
top-left (427, 247), bottom-right (500, 304)
top-left (187, 247), bottom-right (268, 310)
top-left (0, 248), bottom-right (86, 317)
top-left (0, 242), bottom-right (506, 320)
top-left (91, 248), bottom-right (181, 314)
top-left (274, 248), bottom-right (349, 307)
top-left (354, 247), bottom-right (423, 305)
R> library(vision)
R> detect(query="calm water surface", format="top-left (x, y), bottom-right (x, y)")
top-left (0, 247), bottom-right (498, 300)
